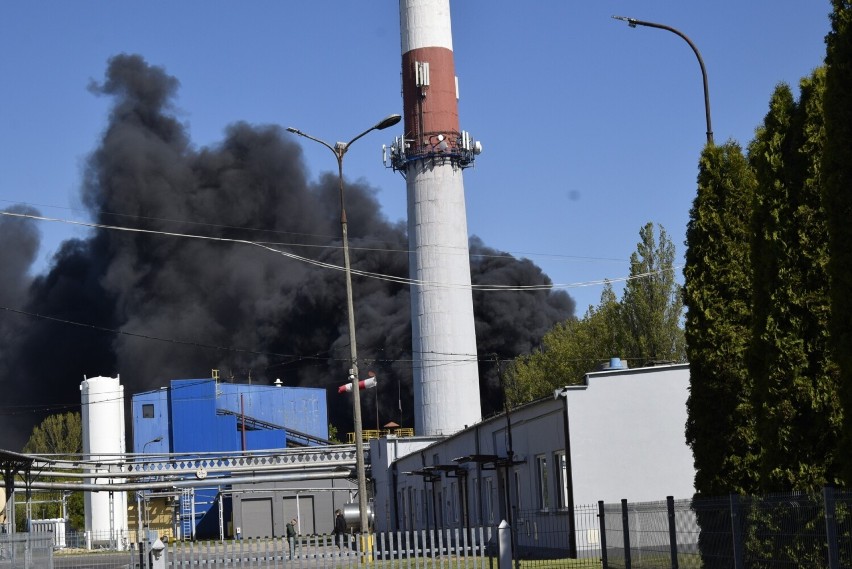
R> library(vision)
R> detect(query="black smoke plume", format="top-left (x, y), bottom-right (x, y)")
top-left (0, 55), bottom-right (574, 450)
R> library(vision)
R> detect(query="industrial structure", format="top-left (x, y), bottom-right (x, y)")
top-left (386, 0), bottom-right (483, 437)
top-left (130, 376), bottom-right (335, 539)
top-left (80, 375), bottom-right (129, 547)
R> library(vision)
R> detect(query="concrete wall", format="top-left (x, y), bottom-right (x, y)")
top-left (562, 363), bottom-right (694, 506)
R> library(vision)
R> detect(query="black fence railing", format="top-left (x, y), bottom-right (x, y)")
top-left (599, 487), bottom-right (852, 569)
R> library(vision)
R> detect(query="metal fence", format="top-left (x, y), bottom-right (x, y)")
top-left (0, 532), bottom-right (54, 569)
top-left (5, 506), bottom-right (606, 568)
top-left (599, 487), bottom-right (852, 569)
top-left (511, 504), bottom-right (603, 566)
top-left (150, 527), bottom-right (497, 568)
top-left (25, 490), bottom-right (852, 569)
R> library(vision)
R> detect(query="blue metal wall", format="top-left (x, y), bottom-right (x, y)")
top-left (217, 384), bottom-right (328, 442)
top-left (131, 389), bottom-right (170, 453)
top-left (170, 379), bottom-right (239, 453)
top-left (131, 379), bottom-right (329, 456)
top-left (130, 378), bottom-right (330, 539)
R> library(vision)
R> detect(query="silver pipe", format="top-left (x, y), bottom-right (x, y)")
top-left (20, 468), bottom-right (354, 492)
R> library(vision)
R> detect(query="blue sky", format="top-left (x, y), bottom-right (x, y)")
top-left (0, 1), bottom-right (832, 313)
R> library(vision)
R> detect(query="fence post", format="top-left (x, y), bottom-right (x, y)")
top-left (729, 494), bottom-right (744, 569)
top-left (666, 496), bottom-right (679, 569)
top-left (498, 520), bottom-right (513, 569)
top-left (824, 485), bottom-right (840, 569)
top-left (598, 501), bottom-right (608, 569)
top-left (621, 499), bottom-right (632, 569)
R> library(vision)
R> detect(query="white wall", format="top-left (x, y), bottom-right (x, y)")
top-left (563, 363), bottom-right (694, 506)
top-left (376, 363), bottom-right (695, 535)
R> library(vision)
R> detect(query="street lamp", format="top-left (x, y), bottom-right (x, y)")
top-left (142, 436), bottom-right (163, 454)
top-left (140, 436), bottom-right (163, 531)
top-left (612, 16), bottom-right (714, 144)
top-left (286, 113), bottom-right (401, 533)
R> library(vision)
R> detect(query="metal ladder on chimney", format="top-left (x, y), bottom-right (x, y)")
top-left (180, 488), bottom-right (195, 540)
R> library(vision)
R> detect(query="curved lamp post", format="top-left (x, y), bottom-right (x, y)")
top-left (286, 113), bottom-right (401, 533)
top-left (612, 16), bottom-right (714, 144)
top-left (142, 436), bottom-right (163, 454)
top-left (140, 436), bottom-right (163, 530)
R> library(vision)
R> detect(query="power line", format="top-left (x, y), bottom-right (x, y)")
top-left (0, 209), bottom-right (669, 291)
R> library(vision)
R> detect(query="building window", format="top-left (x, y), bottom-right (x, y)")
top-left (484, 477), bottom-right (494, 524)
top-left (554, 451), bottom-right (569, 509)
top-left (536, 454), bottom-right (550, 511)
top-left (142, 404), bottom-right (154, 418)
top-left (513, 469), bottom-right (523, 511)
top-left (449, 481), bottom-right (458, 523)
top-left (471, 477), bottom-right (479, 526)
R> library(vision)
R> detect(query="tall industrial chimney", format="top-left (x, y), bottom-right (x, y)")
top-left (386, 0), bottom-right (483, 435)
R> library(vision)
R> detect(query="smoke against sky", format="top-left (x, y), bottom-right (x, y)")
top-left (0, 55), bottom-right (573, 450)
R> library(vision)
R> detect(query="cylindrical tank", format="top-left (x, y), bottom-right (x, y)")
top-left (342, 501), bottom-right (374, 530)
top-left (81, 375), bottom-right (128, 547)
top-left (400, 0), bottom-right (482, 436)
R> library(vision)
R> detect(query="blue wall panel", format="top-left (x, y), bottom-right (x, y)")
top-left (130, 377), bottom-right (330, 539)
top-left (131, 389), bottom-right (169, 453)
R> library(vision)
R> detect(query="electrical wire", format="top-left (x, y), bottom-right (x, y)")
top-left (0, 209), bottom-right (676, 291)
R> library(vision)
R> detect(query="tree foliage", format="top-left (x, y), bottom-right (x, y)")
top-left (621, 223), bottom-right (686, 364)
top-left (686, 63), bottom-right (842, 498)
top-left (506, 224), bottom-right (684, 406)
top-left (506, 284), bottom-right (620, 405)
top-left (823, 0), bottom-right (852, 485)
top-left (747, 71), bottom-right (839, 492)
top-left (19, 412), bottom-right (84, 530)
top-left (22, 412), bottom-right (82, 456)
top-left (684, 141), bottom-right (758, 497)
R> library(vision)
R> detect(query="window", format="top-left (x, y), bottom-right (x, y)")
top-left (484, 477), bottom-right (494, 523)
top-left (449, 481), bottom-right (458, 523)
top-left (471, 477), bottom-right (479, 525)
top-left (536, 454), bottom-right (550, 511)
top-left (142, 404), bottom-right (154, 418)
top-left (513, 469), bottom-right (523, 511)
top-left (554, 451), bottom-right (569, 509)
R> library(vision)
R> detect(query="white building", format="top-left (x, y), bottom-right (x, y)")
top-left (370, 363), bottom-right (694, 556)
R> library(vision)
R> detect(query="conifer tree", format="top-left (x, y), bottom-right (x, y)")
top-left (748, 72), bottom-right (839, 492)
top-left (823, 0), bottom-right (852, 485)
top-left (684, 142), bottom-right (758, 496)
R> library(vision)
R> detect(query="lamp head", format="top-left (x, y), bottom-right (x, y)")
top-left (374, 114), bottom-right (402, 130)
top-left (611, 15), bottom-right (638, 28)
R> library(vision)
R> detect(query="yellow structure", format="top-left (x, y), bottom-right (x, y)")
top-left (127, 496), bottom-right (176, 541)
top-left (347, 428), bottom-right (414, 444)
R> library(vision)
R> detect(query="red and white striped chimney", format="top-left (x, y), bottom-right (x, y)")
top-left (389, 0), bottom-right (483, 436)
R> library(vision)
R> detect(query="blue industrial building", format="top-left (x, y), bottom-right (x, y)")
top-left (131, 378), bottom-right (329, 538)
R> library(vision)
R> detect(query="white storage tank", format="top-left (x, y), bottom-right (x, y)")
top-left (80, 375), bottom-right (128, 547)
